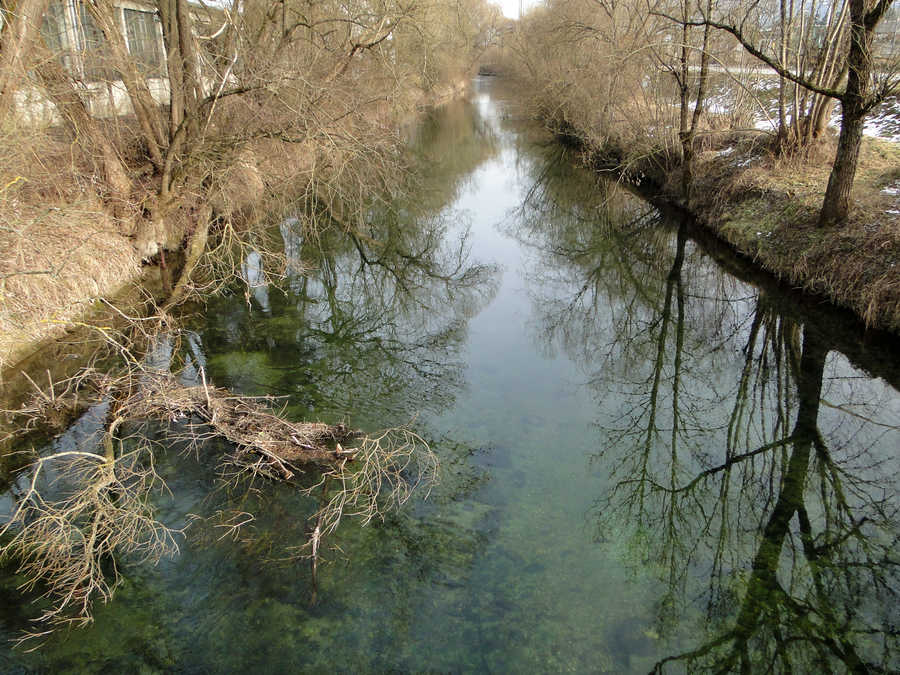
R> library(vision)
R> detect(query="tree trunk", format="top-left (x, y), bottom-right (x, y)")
top-left (819, 0), bottom-right (882, 226)
top-left (0, 0), bottom-right (51, 120)
top-left (158, 0), bottom-right (204, 198)
top-left (820, 103), bottom-right (865, 226)
top-left (679, 0), bottom-right (712, 203)
top-left (813, 94), bottom-right (838, 138)
top-left (159, 0), bottom-right (186, 137)
top-left (176, 0), bottom-right (202, 127)
top-left (86, 0), bottom-right (167, 169)
top-left (775, 0), bottom-right (791, 150)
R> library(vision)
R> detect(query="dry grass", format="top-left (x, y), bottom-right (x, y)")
top-left (0, 194), bottom-right (140, 371)
top-left (684, 134), bottom-right (900, 332)
top-left (0, 118), bottom-right (142, 372)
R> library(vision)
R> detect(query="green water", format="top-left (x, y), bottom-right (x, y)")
top-left (2, 77), bottom-right (900, 673)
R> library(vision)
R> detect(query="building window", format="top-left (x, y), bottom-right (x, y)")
top-left (40, 1), bottom-right (74, 71)
top-left (124, 9), bottom-right (163, 75)
top-left (76, 5), bottom-right (116, 81)
top-left (40, 2), bottom-right (69, 52)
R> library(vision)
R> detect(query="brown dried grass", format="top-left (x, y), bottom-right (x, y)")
top-left (686, 134), bottom-right (900, 332)
top-left (0, 120), bottom-right (141, 371)
top-left (0, 196), bottom-right (139, 370)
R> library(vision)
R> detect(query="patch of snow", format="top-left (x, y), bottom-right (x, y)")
top-left (748, 96), bottom-right (899, 143)
top-left (832, 97), bottom-right (900, 143)
top-left (718, 146), bottom-right (735, 156)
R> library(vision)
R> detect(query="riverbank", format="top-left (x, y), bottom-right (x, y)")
top-left (565, 125), bottom-right (900, 334)
top-left (3, 79), bottom-right (898, 671)
top-left (0, 198), bottom-right (141, 373)
top-left (677, 133), bottom-right (900, 332)
top-left (0, 79), bottom-right (470, 376)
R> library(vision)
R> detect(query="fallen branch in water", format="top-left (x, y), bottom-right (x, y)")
top-left (120, 372), bottom-right (362, 478)
top-left (0, 447), bottom-right (180, 645)
top-left (2, 368), bottom-right (437, 636)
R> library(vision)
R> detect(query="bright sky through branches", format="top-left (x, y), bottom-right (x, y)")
top-left (492, 0), bottom-right (538, 19)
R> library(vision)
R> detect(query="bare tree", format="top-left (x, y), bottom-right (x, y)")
top-left (652, 0), bottom-right (717, 198)
top-left (695, 0), bottom-right (899, 225)
top-left (31, 48), bottom-right (133, 211)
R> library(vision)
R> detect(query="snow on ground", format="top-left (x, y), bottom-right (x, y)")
top-left (750, 98), bottom-right (900, 142)
top-left (744, 91), bottom-right (900, 143)
top-left (883, 181), bottom-right (900, 219)
top-left (861, 98), bottom-right (900, 142)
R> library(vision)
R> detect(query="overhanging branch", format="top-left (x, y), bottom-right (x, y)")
top-left (650, 11), bottom-right (846, 100)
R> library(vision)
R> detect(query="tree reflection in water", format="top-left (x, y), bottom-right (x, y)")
top-left (199, 98), bottom-right (499, 426)
top-left (513, 145), bottom-right (900, 673)
top-left (164, 100), bottom-right (504, 671)
top-left (0, 98), bottom-right (502, 671)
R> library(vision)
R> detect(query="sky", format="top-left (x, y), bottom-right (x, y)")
top-left (492, 0), bottom-right (539, 19)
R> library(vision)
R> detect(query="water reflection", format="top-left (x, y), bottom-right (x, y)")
top-left (203, 202), bottom-right (497, 427)
top-left (144, 105), bottom-right (503, 668)
top-left (240, 250), bottom-right (271, 314)
top-left (0, 99), bottom-right (500, 672)
top-left (514, 146), bottom-right (900, 672)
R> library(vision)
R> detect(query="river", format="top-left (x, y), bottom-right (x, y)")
top-left (2, 76), bottom-right (899, 673)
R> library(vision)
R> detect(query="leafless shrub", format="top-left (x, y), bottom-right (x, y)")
top-left (2, 362), bottom-right (439, 632)
top-left (119, 373), bottom-right (438, 549)
top-left (309, 427), bottom-right (437, 538)
top-left (0, 446), bottom-right (180, 643)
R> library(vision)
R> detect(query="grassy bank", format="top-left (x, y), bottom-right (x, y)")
top-left (495, 0), bottom-right (900, 333)
top-left (0, 196), bottom-right (141, 371)
top-left (665, 133), bottom-right (900, 333)
top-left (542, 119), bottom-right (900, 334)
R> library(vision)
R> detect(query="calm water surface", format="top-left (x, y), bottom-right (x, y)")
top-left (2, 77), bottom-right (900, 673)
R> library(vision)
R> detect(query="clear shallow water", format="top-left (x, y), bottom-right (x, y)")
top-left (2, 77), bottom-right (900, 673)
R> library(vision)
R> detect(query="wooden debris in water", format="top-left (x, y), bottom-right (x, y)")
top-left (121, 373), bottom-right (362, 478)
